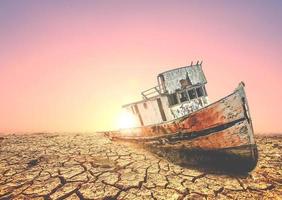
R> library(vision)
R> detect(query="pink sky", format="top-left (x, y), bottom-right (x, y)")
top-left (0, 1), bottom-right (282, 134)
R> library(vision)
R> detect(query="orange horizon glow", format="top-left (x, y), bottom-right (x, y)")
top-left (1, 1), bottom-right (282, 134)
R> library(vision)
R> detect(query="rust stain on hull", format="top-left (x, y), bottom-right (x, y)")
top-left (173, 120), bottom-right (251, 150)
top-left (181, 94), bottom-right (244, 132)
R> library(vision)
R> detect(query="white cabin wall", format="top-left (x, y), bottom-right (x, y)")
top-left (123, 95), bottom-right (209, 127)
top-left (124, 96), bottom-right (175, 126)
top-left (141, 96), bottom-right (210, 123)
top-left (137, 100), bottom-right (163, 126)
top-left (160, 96), bottom-right (175, 121)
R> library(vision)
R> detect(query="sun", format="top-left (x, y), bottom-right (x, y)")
top-left (116, 110), bottom-right (138, 129)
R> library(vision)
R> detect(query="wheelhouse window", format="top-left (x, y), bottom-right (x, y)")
top-left (188, 89), bottom-right (197, 100)
top-left (168, 93), bottom-right (178, 106)
top-left (196, 87), bottom-right (204, 97)
top-left (180, 91), bottom-right (188, 102)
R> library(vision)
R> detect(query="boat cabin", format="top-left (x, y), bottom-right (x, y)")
top-left (122, 61), bottom-right (209, 127)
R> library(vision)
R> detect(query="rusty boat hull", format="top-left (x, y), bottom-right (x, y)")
top-left (106, 83), bottom-right (258, 173)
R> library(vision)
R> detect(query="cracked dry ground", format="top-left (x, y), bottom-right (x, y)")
top-left (0, 134), bottom-right (281, 200)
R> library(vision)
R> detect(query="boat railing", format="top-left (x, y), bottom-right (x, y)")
top-left (141, 86), bottom-right (161, 99)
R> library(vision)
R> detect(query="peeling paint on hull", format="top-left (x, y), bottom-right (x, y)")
top-left (106, 83), bottom-right (258, 173)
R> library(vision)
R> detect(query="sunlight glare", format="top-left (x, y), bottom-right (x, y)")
top-left (117, 110), bottom-right (138, 129)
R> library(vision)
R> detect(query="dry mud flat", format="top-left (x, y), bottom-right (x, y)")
top-left (0, 133), bottom-right (281, 200)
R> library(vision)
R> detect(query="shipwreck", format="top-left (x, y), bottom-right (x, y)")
top-left (106, 62), bottom-right (258, 173)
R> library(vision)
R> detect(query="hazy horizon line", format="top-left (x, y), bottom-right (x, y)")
top-left (0, 131), bottom-right (282, 136)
